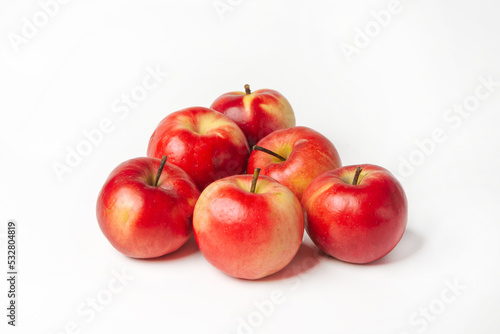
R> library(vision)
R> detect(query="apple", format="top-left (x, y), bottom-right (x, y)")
top-left (96, 156), bottom-right (200, 258)
top-left (210, 84), bottom-right (296, 146)
top-left (246, 126), bottom-right (341, 200)
top-left (147, 106), bottom-right (250, 190)
top-left (301, 164), bottom-right (408, 264)
top-left (193, 168), bottom-right (304, 280)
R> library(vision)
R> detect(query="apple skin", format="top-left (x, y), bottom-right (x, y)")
top-left (301, 164), bottom-right (408, 264)
top-left (96, 157), bottom-right (200, 258)
top-left (210, 86), bottom-right (295, 146)
top-left (147, 106), bottom-right (250, 190)
top-left (193, 174), bottom-right (304, 280)
top-left (246, 126), bottom-right (342, 200)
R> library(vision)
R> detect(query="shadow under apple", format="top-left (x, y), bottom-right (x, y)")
top-left (137, 235), bottom-right (200, 262)
top-left (257, 241), bottom-right (324, 282)
top-left (364, 228), bottom-right (423, 266)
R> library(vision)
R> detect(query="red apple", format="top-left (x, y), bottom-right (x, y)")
top-left (301, 164), bottom-right (408, 264)
top-left (210, 84), bottom-right (295, 146)
top-left (193, 169), bottom-right (304, 280)
top-left (96, 156), bottom-right (200, 258)
top-left (246, 126), bottom-right (341, 200)
top-left (147, 107), bottom-right (250, 190)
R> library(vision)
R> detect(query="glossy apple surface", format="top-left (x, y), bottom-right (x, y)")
top-left (147, 106), bottom-right (250, 190)
top-left (246, 126), bottom-right (341, 200)
top-left (302, 164), bottom-right (408, 264)
top-left (96, 157), bottom-right (200, 258)
top-left (210, 85), bottom-right (295, 146)
top-left (193, 174), bottom-right (304, 280)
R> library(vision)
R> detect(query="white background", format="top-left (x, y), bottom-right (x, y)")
top-left (1, 0), bottom-right (500, 333)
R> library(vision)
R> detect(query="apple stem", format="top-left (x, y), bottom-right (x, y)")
top-left (250, 168), bottom-right (261, 193)
top-left (154, 155), bottom-right (168, 187)
top-left (244, 84), bottom-right (251, 94)
top-left (352, 166), bottom-right (363, 186)
top-left (253, 145), bottom-right (286, 161)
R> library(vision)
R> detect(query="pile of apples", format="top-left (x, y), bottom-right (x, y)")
top-left (96, 85), bottom-right (408, 280)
